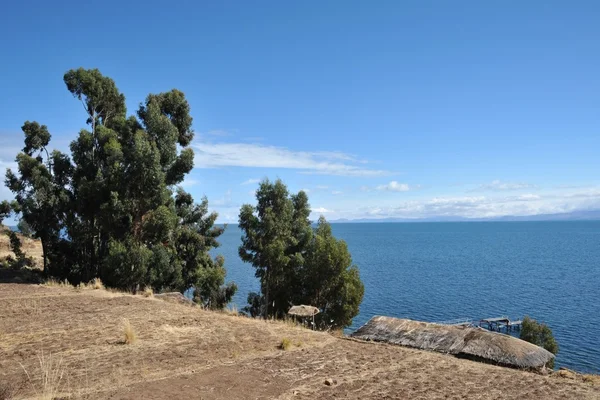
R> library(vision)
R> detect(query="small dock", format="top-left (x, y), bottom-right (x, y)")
top-left (435, 316), bottom-right (523, 333)
top-left (479, 317), bottom-right (522, 332)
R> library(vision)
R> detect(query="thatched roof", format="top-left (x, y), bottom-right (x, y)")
top-left (288, 305), bottom-right (320, 317)
top-left (351, 316), bottom-right (554, 370)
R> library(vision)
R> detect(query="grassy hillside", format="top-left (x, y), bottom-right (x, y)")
top-left (0, 226), bottom-right (44, 267)
top-left (0, 282), bottom-right (598, 399)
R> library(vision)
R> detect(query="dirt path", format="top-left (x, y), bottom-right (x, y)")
top-left (1, 283), bottom-right (598, 399)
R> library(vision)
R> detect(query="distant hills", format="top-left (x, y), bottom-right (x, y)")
top-left (330, 210), bottom-right (600, 223)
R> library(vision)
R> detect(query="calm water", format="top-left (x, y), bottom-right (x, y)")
top-left (213, 221), bottom-right (600, 373)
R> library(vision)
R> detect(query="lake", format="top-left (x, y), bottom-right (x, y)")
top-left (213, 221), bottom-right (600, 373)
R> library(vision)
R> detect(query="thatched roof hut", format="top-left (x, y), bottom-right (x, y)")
top-left (351, 316), bottom-right (554, 370)
top-left (288, 305), bottom-right (320, 317)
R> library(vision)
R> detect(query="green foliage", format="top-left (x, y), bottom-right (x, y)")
top-left (0, 201), bottom-right (11, 225)
top-left (303, 217), bottom-right (365, 329)
top-left (239, 179), bottom-right (311, 319)
top-left (7, 230), bottom-right (25, 261)
top-left (520, 316), bottom-right (559, 368)
top-left (4, 123), bottom-right (69, 274)
top-left (239, 179), bottom-right (364, 328)
top-left (4, 68), bottom-right (235, 307)
top-left (17, 219), bottom-right (33, 237)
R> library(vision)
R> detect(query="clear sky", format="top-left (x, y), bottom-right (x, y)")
top-left (1, 1), bottom-right (599, 222)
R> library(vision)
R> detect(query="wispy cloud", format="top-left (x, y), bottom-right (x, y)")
top-left (360, 181), bottom-right (419, 192)
top-left (376, 181), bottom-right (415, 192)
top-left (313, 207), bottom-right (331, 213)
top-left (331, 190), bottom-right (343, 195)
top-left (192, 142), bottom-right (391, 177)
top-left (476, 180), bottom-right (537, 191)
top-left (241, 178), bottom-right (261, 185)
top-left (326, 188), bottom-right (600, 221)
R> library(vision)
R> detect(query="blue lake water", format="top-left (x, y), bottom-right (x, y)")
top-left (213, 221), bottom-right (600, 373)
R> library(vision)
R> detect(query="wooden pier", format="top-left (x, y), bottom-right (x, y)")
top-left (435, 316), bottom-right (523, 333)
top-left (479, 317), bottom-right (522, 332)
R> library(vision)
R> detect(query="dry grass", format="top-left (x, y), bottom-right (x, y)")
top-left (43, 278), bottom-right (70, 288)
top-left (1, 282), bottom-right (598, 399)
top-left (279, 337), bottom-right (292, 350)
top-left (142, 287), bottom-right (153, 297)
top-left (223, 304), bottom-right (238, 316)
top-left (0, 380), bottom-right (21, 400)
top-left (122, 318), bottom-right (137, 345)
top-left (91, 278), bottom-right (104, 290)
top-left (20, 352), bottom-right (65, 400)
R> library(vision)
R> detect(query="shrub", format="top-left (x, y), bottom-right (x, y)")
top-left (122, 318), bottom-right (137, 344)
top-left (520, 316), bottom-right (559, 368)
top-left (91, 278), bottom-right (104, 290)
top-left (279, 338), bottom-right (292, 350)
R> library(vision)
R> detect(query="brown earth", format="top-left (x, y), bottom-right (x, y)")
top-left (1, 283), bottom-right (599, 399)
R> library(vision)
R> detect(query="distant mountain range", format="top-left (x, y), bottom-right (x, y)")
top-left (330, 209), bottom-right (600, 223)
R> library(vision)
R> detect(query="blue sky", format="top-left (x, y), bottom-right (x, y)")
top-left (1, 1), bottom-right (599, 222)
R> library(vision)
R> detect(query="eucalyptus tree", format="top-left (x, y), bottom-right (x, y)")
top-left (239, 179), bottom-right (364, 328)
top-left (239, 179), bottom-right (312, 318)
top-left (302, 216), bottom-right (364, 329)
top-left (4, 68), bottom-right (235, 307)
top-left (5, 122), bottom-right (72, 274)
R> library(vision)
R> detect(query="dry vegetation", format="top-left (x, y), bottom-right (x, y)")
top-left (1, 282), bottom-right (599, 399)
top-left (0, 227), bottom-right (43, 268)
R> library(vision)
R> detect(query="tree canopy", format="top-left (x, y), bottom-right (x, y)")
top-left (4, 68), bottom-right (235, 309)
top-left (520, 316), bottom-right (559, 368)
top-left (239, 179), bottom-right (364, 329)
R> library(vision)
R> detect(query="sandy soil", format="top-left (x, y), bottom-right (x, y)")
top-left (0, 282), bottom-right (598, 400)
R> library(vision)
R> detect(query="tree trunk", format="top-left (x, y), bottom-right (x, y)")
top-left (41, 238), bottom-right (48, 276)
top-left (264, 267), bottom-right (269, 320)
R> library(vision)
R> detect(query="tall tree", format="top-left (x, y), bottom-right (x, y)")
top-left (5, 122), bottom-right (71, 274)
top-left (239, 179), bottom-right (364, 328)
top-left (239, 179), bottom-right (311, 318)
top-left (302, 217), bottom-right (364, 329)
top-left (5, 68), bottom-right (236, 307)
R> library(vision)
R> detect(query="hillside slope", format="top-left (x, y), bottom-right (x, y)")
top-left (0, 226), bottom-right (44, 267)
top-left (0, 283), bottom-right (598, 399)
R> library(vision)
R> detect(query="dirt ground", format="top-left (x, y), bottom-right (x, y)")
top-left (1, 283), bottom-right (599, 400)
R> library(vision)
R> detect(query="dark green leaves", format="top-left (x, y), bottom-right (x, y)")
top-left (22, 121), bottom-right (51, 155)
top-left (64, 68), bottom-right (126, 126)
top-left (239, 179), bottom-right (364, 328)
top-left (5, 68), bottom-right (235, 306)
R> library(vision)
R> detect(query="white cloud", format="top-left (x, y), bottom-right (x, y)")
top-left (300, 188), bottom-right (311, 193)
top-left (326, 188), bottom-right (600, 221)
top-left (180, 178), bottom-right (200, 187)
top-left (331, 190), bottom-right (343, 195)
top-left (241, 178), bottom-right (260, 185)
top-left (376, 181), bottom-right (414, 192)
top-left (313, 207), bottom-right (330, 213)
top-left (477, 180), bottom-right (536, 191)
top-left (192, 142), bottom-right (390, 177)
top-left (315, 185), bottom-right (329, 190)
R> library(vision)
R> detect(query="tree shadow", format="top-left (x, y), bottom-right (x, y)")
top-left (0, 268), bottom-right (43, 284)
